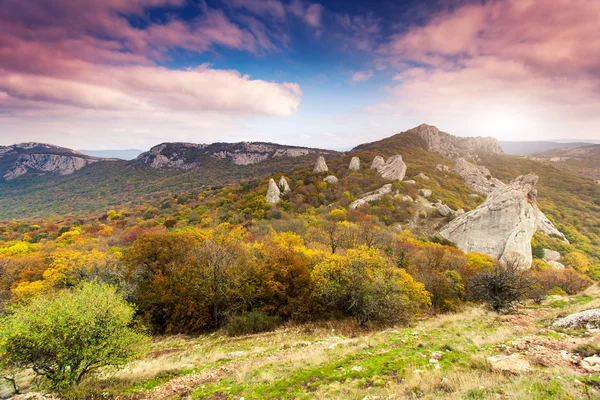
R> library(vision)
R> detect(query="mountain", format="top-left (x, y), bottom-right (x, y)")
top-left (133, 141), bottom-right (336, 169)
top-left (500, 141), bottom-right (597, 155)
top-left (0, 143), bottom-right (107, 180)
top-left (78, 149), bottom-right (143, 160)
top-left (0, 141), bottom-right (339, 219)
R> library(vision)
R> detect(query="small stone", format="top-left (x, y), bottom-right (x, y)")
top-left (351, 366), bottom-right (364, 372)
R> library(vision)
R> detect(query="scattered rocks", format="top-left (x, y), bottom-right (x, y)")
top-left (349, 184), bottom-right (393, 209)
top-left (581, 356), bottom-right (600, 373)
top-left (349, 156), bottom-right (361, 171)
top-left (552, 309), bottom-right (600, 329)
top-left (351, 366), bottom-right (365, 372)
top-left (278, 176), bottom-right (291, 193)
top-left (266, 178), bottom-right (281, 204)
top-left (376, 155), bottom-right (407, 181)
top-left (436, 202), bottom-right (453, 217)
top-left (400, 195), bottom-right (413, 202)
top-left (487, 354), bottom-right (532, 374)
top-left (436, 164), bottom-right (450, 172)
top-left (323, 175), bottom-right (339, 184)
top-left (418, 189), bottom-right (432, 198)
top-left (370, 156), bottom-right (385, 170)
top-left (313, 155), bottom-right (329, 173)
top-left (429, 351), bottom-right (443, 363)
top-left (439, 174), bottom-right (540, 267)
top-left (416, 173), bottom-right (430, 180)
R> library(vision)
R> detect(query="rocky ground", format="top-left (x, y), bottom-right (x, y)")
top-left (5, 286), bottom-right (600, 400)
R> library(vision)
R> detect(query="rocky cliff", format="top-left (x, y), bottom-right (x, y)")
top-left (439, 174), bottom-right (540, 267)
top-left (408, 124), bottom-right (504, 160)
top-left (135, 142), bottom-right (336, 170)
top-left (1, 143), bottom-right (104, 180)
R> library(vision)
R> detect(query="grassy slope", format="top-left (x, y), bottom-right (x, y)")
top-left (15, 286), bottom-right (598, 400)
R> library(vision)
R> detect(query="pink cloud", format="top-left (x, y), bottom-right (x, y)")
top-left (351, 70), bottom-right (374, 84)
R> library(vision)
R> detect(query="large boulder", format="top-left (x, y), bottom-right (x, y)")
top-left (439, 174), bottom-right (540, 267)
top-left (371, 156), bottom-right (385, 170)
top-left (543, 249), bottom-right (561, 262)
top-left (418, 189), bottom-right (432, 198)
top-left (377, 155), bottom-right (407, 181)
top-left (487, 354), bottom-right (532, 374)
top-left (278, 176), bottom-right (291, 193)
top-left (349, 184), bottom-right (393, 209)
top-left (349, 156), bottom-right (360, 171)
top-left (266, 178), bottom-right (281, 204)
top-left (313, 156), bottom-right (328, 173)
top-left (436, 202), bottom-right (453, 217)
top-left (323, 175), bottom-right (339, 184)
top-left (552, 309), bottom-right (600, 329)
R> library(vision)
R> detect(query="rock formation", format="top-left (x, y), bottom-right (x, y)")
top-left (278, 176), bottom-right (291, 193)
top-left (536, 212), bottom-right (569, 243)
top-left (313, 156), bottom-right (329, 173)
top-left (552, 309), bottom-right (600, 329)
top-left (439, 174), bottom-right (540, 267)
top-left (349, 156), bottom-right (360, 171)
top-left (370, 156), bottom-right (385, 170)
top-left (266, 179), bottom-right (281, 204)
top-left (376, 155), bottom-right (407, 181)
top-left (436, 201), bottom-right (453, 217)
top-left (543, 249), bottom-right (564, 270)
top-left (323, 175), bottom-right (339, 184)
top-left (453, 158), bottom-right (504, 196)
top-left (349, 184), bottom-right (393, 209)
top-left (409, 124), bottom-right (504, 160)
top-left (4, 154), bottom-right (99, 179)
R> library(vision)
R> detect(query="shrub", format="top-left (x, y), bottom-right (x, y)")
top-left (572, 343), bottom-right (600, 358)
top-left (468, 258), bottom-right (535, 313)
top-left (225, 311), bottom-right (281, 336)
top-left (0, 282), bottom-right (148, 389)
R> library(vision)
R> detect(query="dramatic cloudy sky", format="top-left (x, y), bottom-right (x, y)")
top-left (1, 0), bottom-right (599, 150)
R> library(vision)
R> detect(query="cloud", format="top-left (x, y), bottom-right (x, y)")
top-left (228, 0), bottom-right (286, 19)
top-left (371, 0), bottom-right (600, 140)
top-left (351, 70), bottom-right (374, 84)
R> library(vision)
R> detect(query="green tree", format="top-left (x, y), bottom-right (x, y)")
top-left (0, 282), bottom-right (148, 389)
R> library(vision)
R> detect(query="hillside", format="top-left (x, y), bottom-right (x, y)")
top-left (500, 141), bottom-right (596, 155)
top-left (530, 145), bottom-right (600, 181)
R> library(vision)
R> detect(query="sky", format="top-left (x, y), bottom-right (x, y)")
top-left (1, 0), bottom-right (599, 150)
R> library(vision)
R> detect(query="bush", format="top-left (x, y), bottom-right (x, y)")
top-left (225, 311), bottom-right (281, 336)
top-left (0, 282), bottom-right (148, 389)
top-left (572, 343), bottom-right (600, 358)
top-left (468, 258), bottom-right (535, 313)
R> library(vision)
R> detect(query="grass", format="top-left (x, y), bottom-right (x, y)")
top-left (4, 287), bottom-right (599, 399)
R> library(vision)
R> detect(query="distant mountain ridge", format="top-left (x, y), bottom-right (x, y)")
top-left (500, 141), bottom-right (597, 155)
top-left (79, 149), bottom-right (143, 160)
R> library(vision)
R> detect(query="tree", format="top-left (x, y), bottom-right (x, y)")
top-left (0, 282), bottom-right (148, 389)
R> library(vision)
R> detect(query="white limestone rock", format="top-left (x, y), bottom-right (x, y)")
top-left (377, 155), bottom-right (407, 181)
top-left (266, 178), bottom-right (281, 204)
top-left (4, 154), bottom-right (99, 179)
top-left (487, 354), bottom-right (532, 374)
top-left (313, 156), bottom-right (329, 173)
top-left (436, 203), bottom-right (453, 217)
top-left (436, 164), bottom-right (450, 171)
top-left (453, 158), bottom-right (504, 196)
top-left (552, 309), bottom-right (600, 329)
top-left (349, 184), bottom-right (393, 209)
top-left (455, 209), bottom-right (465, 216)
top-left (403, 180), bottom-right (416, 184)
top-left (416, 173), bottom-right (430, 180)
top-left (543, 249), bottom-right (561, 262)
top-left (349, 156), bottom-right (360, 171)
top-left (418, 189), bottom-right (432, 198)
top-left (537, 211), bottom-right (569, 243)
top-left (278, 176), bottom-right (291, 193)
top-left (323, 175), bottom-right (339, 184)
top-left (400, 195), bottom-right (413, 202)
top-left (547, 260), bottom-right (566, 270)
top-left (371, 156), bottom-right (385, 170)
top-left (439, 174), bottom-right (540, 267)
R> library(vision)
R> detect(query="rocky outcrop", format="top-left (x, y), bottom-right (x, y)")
top-left (313, 156), bottom-right (329, 173)
top-left (266, 179), bottom-right (281, 204)
top-left (376, 155), bottom-right (407, 181)
top-left (552, 309), bottom-right (600, 329)
top-left (349, 184), bottom-right (393, 209)
top-left (454, 158), bottom-right (504, 196)
top-left (279, 176), bottom-right (291, 193)
top-left (439, 174), bottom-right (540, 267)
top-left (4, 153), bottom-right (99, 179)
top-left (323, 175), bottom-right (339, 184)
top-left (136, 142), bottom-right (337, 169)
top-left (409, 124), bottom-right (504, 160)
top-left (370, 156), bottom-right (385, 170)
top-left (349, 157), bottom-right (360, 171)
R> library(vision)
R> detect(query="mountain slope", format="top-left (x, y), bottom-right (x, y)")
top-left (530, 145), bottom-right (600, 181)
